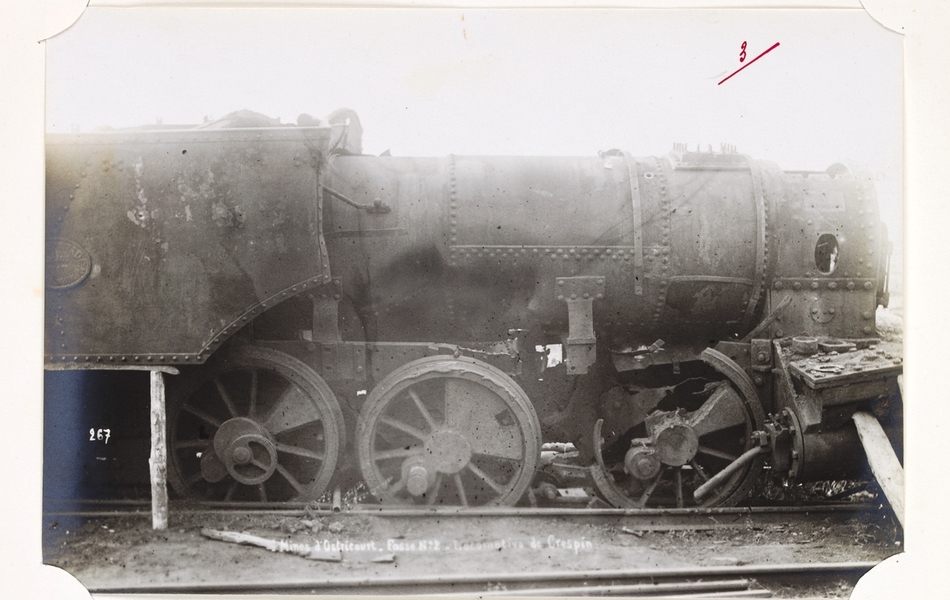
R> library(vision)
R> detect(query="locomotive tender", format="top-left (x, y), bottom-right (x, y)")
top-left (45, 109), bottom-right (902, 510)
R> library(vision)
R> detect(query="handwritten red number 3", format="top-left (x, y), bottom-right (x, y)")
top-left (739, 41), bottom-right (747, 63)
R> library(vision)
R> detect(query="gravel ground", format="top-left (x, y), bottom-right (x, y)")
top-left (44, 504), bottom-right (901, 597)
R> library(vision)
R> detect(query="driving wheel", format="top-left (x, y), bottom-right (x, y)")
top-left (167, 345), bottom-right (345, 502)
top-left (357, 355), bottom-right (541, 506)
top-left (590, 349), bottom-right (765, 508)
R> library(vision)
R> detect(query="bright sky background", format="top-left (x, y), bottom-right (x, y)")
top-left (46, 7), bottom-right (903, 281)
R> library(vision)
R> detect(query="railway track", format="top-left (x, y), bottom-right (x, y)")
top-left (45, 500), bottom-right (895, 548)
top-left (45, 498), bottom-right (889, 523)
top-left (84, 561), bottom-right (876, 596)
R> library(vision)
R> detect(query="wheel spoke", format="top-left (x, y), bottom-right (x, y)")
top-left (250, 459), bottom-right (268, 471)
top-left (182, 404), bottom-right (223, 428)
top-left (697, 445), bottom-right (738, 462)
top-left (372, 446), bottom-right (423, 462)
top-left (247, 369), bottom-right (259, 418)
top-left (186, 471), bottom-right (205, 487)
top-left (379, 416), bottom-right (428, 442)
top-left (466, 463), bottom-right (506, 496)
top-left (174, 439), bottom-right (209, 450)
top-left (276, 442), bottom-right (326, 462)
top-left (408, 389), bottom-right (439, 432)
top-left (274, 420), bottom-right (323, 438)
top-left (442, 377), bottom-right (475, 430)
top-left (442, 378), bottom-right (454, 427)
top-left (274, 463), bottom-right (305, 495)
top-left (224, 481), bottom-right (238, 501)
top-left (443, 378), bottom-right (523, 461)
top-left (637, 467), bottom-right (665, 507)
top-left (257, 483), bottom-right (268, 502)
top-left (214, 376), bottom-right (238, 418)
top-left (453, 473), bottom-right (469, 507)
top-left (689, 459), bottom-right (710, 482)
top-left (426, 473), bottom-right (443, 506)
top-left (385, 477), bottom-right (406, 496)
top-left (262, 383), bottom-right (318, 435)
top-left (688, 384), bottom-right (748, 438)
top-left (473, 450), bottom-right (522, 463)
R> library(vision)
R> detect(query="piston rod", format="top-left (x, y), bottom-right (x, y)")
top-left (693, 446), bottom-right (765, 502)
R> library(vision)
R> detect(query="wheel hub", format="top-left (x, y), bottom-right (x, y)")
top-left (646, 412), bottom-right (700, 467)
top-left (406, 464), bottom-right (431, 496)
top-left (401, 457), bottom-right (437, 497)
top-left (624, 444), bottom-right (661, 480)
top-left (655, 424), bottom-right (699, 466)
top-left (232, 445), bottom-right (252, 465)
top-left (213, 417), bottom-right (278, 485)
top-left (399, 430), bottom-right (474, 497)
top-left (424, 429), bottom-right (473, 474)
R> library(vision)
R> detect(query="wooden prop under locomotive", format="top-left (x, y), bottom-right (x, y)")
top-left (45, 110), bottom-right (903, 518)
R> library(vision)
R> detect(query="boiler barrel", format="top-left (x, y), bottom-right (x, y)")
top-left (324, 152), bottom-right (772, 344)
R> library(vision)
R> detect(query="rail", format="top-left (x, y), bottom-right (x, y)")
top-left (86, 561), bottom-right (878, 595)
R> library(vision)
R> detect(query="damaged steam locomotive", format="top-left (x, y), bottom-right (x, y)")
top-left (45, 109), bottom-right (902, 511)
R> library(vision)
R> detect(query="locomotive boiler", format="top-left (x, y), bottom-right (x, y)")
top-left (45, 109), bottom-right (903, 512)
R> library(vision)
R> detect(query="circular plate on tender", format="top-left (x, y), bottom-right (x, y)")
top-left (46, 238), bottom-right (92, 289)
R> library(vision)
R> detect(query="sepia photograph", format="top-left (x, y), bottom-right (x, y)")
top-left (38, 4), bottom-right (905, 597)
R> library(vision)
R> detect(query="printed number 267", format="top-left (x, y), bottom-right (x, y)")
top-left (90, 428), bottom-right (111, 443)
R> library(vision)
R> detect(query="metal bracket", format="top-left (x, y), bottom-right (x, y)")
top-left (750, 339), bottom-right (772, 372)
top-left (311, 278), bottom-right (343, 342)
top-left (621, 152), bottom-right (644, 295)
top-left (319, 342), bottom-right (367, 381)
top-left (556, 276), bottom-right (605, 375)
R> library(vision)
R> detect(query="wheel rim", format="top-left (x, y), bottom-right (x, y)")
top-left (168, 346), bottom-right (345, 502)
top-left (357, 355), bottom-right (541, 507)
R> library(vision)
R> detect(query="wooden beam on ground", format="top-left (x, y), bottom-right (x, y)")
top-left (200, 528), bottom-right (343, 562)
top-left (149, 370), bottom-right (169, 530)
top-left (852, 411), bottom-right (904, 528)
